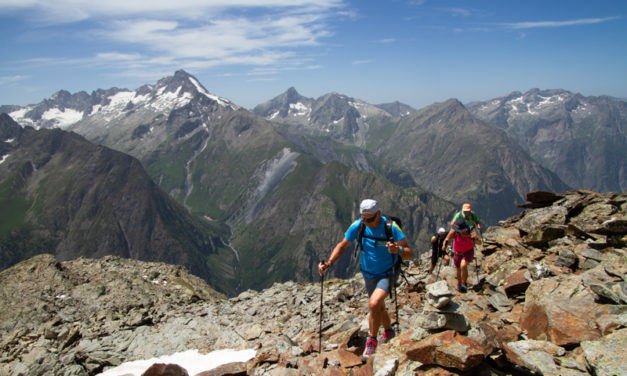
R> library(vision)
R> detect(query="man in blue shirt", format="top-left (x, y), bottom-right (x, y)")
top-left (318, 199), bottom-right (413, 361)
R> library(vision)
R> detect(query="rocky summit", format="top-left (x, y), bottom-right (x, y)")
top-left (1, 189), bottom-right (625, 376)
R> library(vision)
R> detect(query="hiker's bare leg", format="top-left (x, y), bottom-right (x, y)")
top-left (368, 288), bottom-right (390, 337)
top-left (460, 259), bottom-right (469, 283)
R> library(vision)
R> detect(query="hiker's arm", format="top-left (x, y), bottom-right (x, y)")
top-left (442, 230), bottom-right (455, 251)
top-left (319, 238), bottom-right (351, 276)
top-left (471, 229), bottom-right (482, 245)
top-left (387, 238), bottom-right (412, 259)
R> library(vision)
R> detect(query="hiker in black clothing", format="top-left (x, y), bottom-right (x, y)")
top-left (428, 227), bottom-right (450, 273)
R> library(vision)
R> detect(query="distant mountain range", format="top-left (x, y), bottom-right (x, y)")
top-left (467, 89), bottom-right (627, 194)
top-left (252, 88), bottom-right (570, 222)
top-left (1, 71), bottom-right (455, 295)
top-left (2, 70), bottom-right (625, 295)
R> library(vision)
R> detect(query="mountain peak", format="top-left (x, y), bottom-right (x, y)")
top-left (173, 69), bottom-right (193, 78)
top-left (285, 86), bottom-right (299, 96)
top-left (153, 71), bottom-right (236, 109)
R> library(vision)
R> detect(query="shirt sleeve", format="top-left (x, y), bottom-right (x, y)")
top-left (391, 222), bottom-right (406, 242)
top-left (344, 220), bottom-right (361, 242)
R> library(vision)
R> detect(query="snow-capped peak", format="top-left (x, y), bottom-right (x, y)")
top-left (7, 71), bottom-right (239, 130)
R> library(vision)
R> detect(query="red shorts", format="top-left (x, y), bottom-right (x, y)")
top-left (453, 249), bottom-right (474, 268)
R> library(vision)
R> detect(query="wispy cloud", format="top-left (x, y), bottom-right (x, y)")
top-left (373, 38), bottom-right (395, 44)
top-left (446, 8), bottom-right (472, 17)
top-left (0, 0), bottom-right (345, 23)
top-left (352, 59), bottom-right (372, 65)
top-left (1, 0), bottom-right (346, 75)
top-left (0, 75), bottom-right (28, 85)
top-left (407, 0), bottom-right (428, 6)
top-left (503, 16), bottom-right (620, 30)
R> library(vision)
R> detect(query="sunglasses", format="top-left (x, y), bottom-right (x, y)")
top-left (363, 213), bottom-right (378, 223)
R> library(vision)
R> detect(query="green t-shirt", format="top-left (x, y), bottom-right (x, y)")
top-left (452, 211), bottom-right (480, 228)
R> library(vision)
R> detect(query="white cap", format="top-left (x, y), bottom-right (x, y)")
top-left (438, 227), bottom-right (446, 234)
top-left (359, 199), bottom-right (379, 215)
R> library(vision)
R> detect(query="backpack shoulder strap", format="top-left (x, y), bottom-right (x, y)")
top-left (354, 220), bottom-right (366, 257)
top-left (385, 218), bottom-right (394, 242)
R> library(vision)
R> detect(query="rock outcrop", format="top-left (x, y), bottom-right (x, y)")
top-left (1, 189), bottom-right (625, 375)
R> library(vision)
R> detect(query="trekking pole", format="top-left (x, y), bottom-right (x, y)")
top-left (391, 253), bottom-right (400, 334)
top-left (435, 244), bottom-right (446, 281)
top-left (319, 267), bottom-right (324, 353)
top-left (472, 228), bottom-right (482, 292)
top-left (434, 255), bottom-right (442, 281)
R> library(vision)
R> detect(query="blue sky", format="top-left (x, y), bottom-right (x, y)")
top-left (1, 0), bottom-right (625, 110)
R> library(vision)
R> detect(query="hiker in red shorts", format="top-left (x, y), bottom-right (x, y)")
top-left (442, 218), bottom-right (481, 292)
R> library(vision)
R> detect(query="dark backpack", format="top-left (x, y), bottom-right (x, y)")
top-left (353, 215), bottom-right (408, 282)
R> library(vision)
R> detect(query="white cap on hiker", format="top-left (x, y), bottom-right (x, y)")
top-left (438, 227), bottom-right (446, 234)
top-left (360, 199), bottom-right (379, 215)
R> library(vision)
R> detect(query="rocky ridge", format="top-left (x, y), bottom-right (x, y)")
top-left (1, 189), bottom-right (625, 376)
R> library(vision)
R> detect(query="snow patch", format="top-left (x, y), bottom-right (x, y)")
top-left (188, 76), bottom-right (236, 109)
top-left (8, 107), bottom-right (36, 128)
top-left (4, 138), bottom-right (14, 143)
top-left (188, 76), bottom-right (209, 96)
top-left (349, 100), bottom-right (361, 108)
top-left (289, 102), bottom-right (310, 116)
top-left (149, 87), bottom-right (193, 112)
top-left (0, 154), bottom-right (9, 165)
top-left (42, 108), bottom-right (84, 129)
top-left (89, 104), bottom-right (102, 115)
top-left (96, 349), bottom-right (256, 376)
top-left (507, 94), bottom-right (568, 116)
top-left (8, 107), bottom-right (29, 120)
top-left (268, 110), bottom-right (280, 120)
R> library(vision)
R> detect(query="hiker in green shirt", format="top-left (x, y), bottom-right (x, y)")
top-left (450, 203), bottom-right (482, 234)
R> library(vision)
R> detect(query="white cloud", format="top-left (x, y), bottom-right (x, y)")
top-left (503, 17), bottom-right (620, 30)
top-left (1, 0), bottom-right (346, 77)
top-left (447, 8), bottom-right (472, 17)
top-left (373, 38), bottom-right (396, 44)
top-left (0, 0), bottom-right (345, 23)
top-left (95, 52), bottom-right (142, 61)
top-left (0, 75), bottom-right (27, 85)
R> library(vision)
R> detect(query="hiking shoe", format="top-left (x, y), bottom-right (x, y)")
top-left (460, 283), bottom-right (467, 293)
top-left (378, 328), bottom-right (395, 344)
top-left (362, 337), bottom-right (378, 362)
